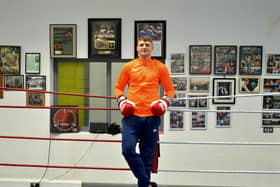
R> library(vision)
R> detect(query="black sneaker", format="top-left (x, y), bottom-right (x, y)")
top-left (150, 182), bottom-right (158, 187)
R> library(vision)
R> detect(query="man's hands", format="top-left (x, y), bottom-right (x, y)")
top-left (117, 96), bottom-right (135, 117)
top-left (151, 96), bottom-right (171, 116)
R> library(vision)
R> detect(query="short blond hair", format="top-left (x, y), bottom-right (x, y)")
top-left (137, 36), bottom-right (153, 44)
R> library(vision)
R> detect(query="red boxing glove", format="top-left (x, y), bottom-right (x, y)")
top-left (151, 96), bottom-right (171, 116)
top-left (117, 96), bottom-right (135, 117)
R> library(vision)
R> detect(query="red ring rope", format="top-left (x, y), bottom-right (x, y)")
top-left (0, 163), bottom-right (130, 171)
top-left (0, 87), bottom-right (115, 99)
top-left (0, 105), bottom-right (119, 110)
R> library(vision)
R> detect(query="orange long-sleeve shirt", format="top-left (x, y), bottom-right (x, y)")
top-left (114, 58), bottom-right (175, 117)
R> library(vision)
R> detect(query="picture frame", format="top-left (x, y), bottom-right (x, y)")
top-left (238, 77), bottom-right (260, 93)
top-left (191, 111), bottom-right (207, 130)
top-left (263, 96), bottom-right (280, 110)
top-left (50, 106), bottom-right (79, 133)
top-left (170, 92), bottom-right (186, 107)
top-left (26, 92), bottom-right (45, 106)
top-left (263, 78), bottom-right (280, 92)
top-left (135, 20), bottom-right (166, 59)
top-left (188, 94), bottom-right (208, 109)
top-left (214, 45), bottom-right (237, 75)
top-left (266, 54), bottom-right (280, 75)
top-left (49, 24), bottom-right (77, 58)
top-left (4, 75), bottom-right (24, 89)
top-left (239, 46), bottom-right (263, 75)
top-left (216, 106), bottom-right (231, 128)
top-left (169, 111), bottom-right (184, 130)
top-left (189, 77), bottom-right (210, 93)
top-left (262, 112), bottom-right (280, 127)
top-left (0, 75), bottom-right (3, 98)
top-left (26, 75), bottom-right (46, 90)
top-left (171, 76), bottom-right (187, 91)
top-left (88, 18), bottom-right (121, 59)
top-left (189, 45), bottom-right (212, 74)
top-left (0, 46), bottom-right (21, 74)
top-left (170, 53), bottom-right (185, 74)
top-left (213, 78), bottom-right (236, 104)
top-left (25, 53), bottom-right (40, 74)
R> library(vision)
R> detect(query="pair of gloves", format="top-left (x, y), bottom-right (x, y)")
top-left (117, 96), bottom-right (171, 117)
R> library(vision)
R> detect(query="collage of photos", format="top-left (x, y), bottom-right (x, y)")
top-left (169, 45), bottom-right (280, 131)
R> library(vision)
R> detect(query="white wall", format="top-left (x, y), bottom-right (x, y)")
top-left (0, 0), bottom-right (280, 186)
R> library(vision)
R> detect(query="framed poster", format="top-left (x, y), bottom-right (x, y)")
top-left (26, 92), bottom-right (45, 106)
top-left (262, 113), bottom-right (280, 127)
top-left (263, 78), bottom-right (280, 92)
top-left (88, 18), bottom-right (121, 59)
top-left (263, 96), bottom-right (280, 109)
top-left (25, 53), bottom-right (40, 74)
top-left (169, 111), bottom-right (184, 130)
top-left (188, 94), bottom-right (208, 108)
top-left (0, 46), bottom-right (21, 74)
top-left (171, 76), bottom-right (187, 91)
top-left (170, 92), bottom-right (186, 107)
top-left (189, 77), bottom-right (210, 93)
top-left (170, 53), bottom-right (185, 74)
top-left (135, 20), bottom-right (166, 59)
top-left (0, 75), bottom-right (3, 98)
top-left (49, 24), bottom-right (77, 58)
top-left (26, 75), bottom-right (46, 90)
top-left (238, 77), bottom-right (260, 93)
top-left (189, 45), bottom-right (212, 74)
top-left (216, 106), bottom-right (231, 127)
top-left (266, 54), bottom-right (280, 75)
top-left (4, 75), bottom-right (24, 89)
top-left (213, 78), bottom-right (236, 104)
top-left (191, 111), bottom-right (207, 130)
top-left (214, 45), bottom-right (237, 75)
top-left (239, 46), bottom-right (262, 75)
top-left (50, 106), bottom-right (79, 133)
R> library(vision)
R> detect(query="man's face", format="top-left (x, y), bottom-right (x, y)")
top-left (137, 40), bottom-right (153, 59)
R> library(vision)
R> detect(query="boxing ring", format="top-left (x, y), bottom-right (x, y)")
top-left (0, 86), bottom-right (280, 187)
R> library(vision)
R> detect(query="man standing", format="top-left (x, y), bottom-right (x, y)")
top-left (114, 36), bottom-right (175, 187)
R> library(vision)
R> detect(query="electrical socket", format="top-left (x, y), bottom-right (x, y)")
top-left (30, 183), bottom-right (40, 187)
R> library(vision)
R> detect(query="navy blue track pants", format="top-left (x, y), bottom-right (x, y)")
top-left (121, 116), bottom-right (160, 187)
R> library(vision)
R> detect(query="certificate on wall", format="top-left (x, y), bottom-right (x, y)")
top-left (25, 53), bottom-right (40, 74)
top-left (49, 24), bottom-right (77, 58)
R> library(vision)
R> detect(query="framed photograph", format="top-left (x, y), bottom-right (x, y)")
top-left (25, 53), bottom-right (40, 74)
top-left (50, 106), bottom-right (79, 133)
top-left (216, 106), bottom-right (231, 127)
top-left (49, 24), bottom-right (77, 58)
top-left (170, 53), bottom-right (185, 74)
top-left (214, 45), bottom-right (237, 75)
top-left (263, 78), bottom-right (280, 92)
top-left (0, 46), bottom-right (21, 74)
top-left (239, 46), bottom-right (263, 75)
top-left (26, 75), bottom-right (46, 90)
top-left (266, 54), bottom-right (280, 75)
top-left (213, 78), bottom-right (236, 104)
top-left (189, 45), bottom-right (212, 74)
top-left (88, 18), bottom-right (121, 59)
top-left (171, 76), bottom-right (187, 91)
top-left (188, 94), bottom-right (208, 108)
top-left (171, 92), bottom-right (186, 107)
top-left (169, 111), bottom-right (184, 130)
top-left (189, 77), bottom-right (210, 93)
top-left (191, 111), bottom-right (207, 130)
top-left (238, 77), bottom-right (260, 93)
top-left (26, 92), bottom-right (45, 106)
top-left (0, 75), bottom-right (3, 98)
top-left (135, 20), bottom-right (166, 59)
top-left (4, 75), bottom-right (24, 89)
top-left (263, 96), bottom-right (280, 109)
top-left (262, 113), bottom-right (280, 127)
